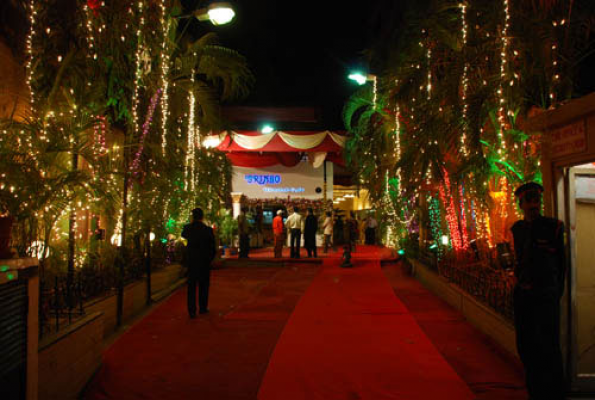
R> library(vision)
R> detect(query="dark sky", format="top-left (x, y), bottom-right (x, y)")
top-left (195, 1), bottom-right (381, 130)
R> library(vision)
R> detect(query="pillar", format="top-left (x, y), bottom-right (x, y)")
top-left (231, 192), bottom-right (244, 218)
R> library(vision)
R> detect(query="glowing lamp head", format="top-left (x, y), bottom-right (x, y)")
top-left (149, 232), bottom-right (156, 242)
top-left (260, 125), bottom-right (274, 134)
top-left (441, 235), bottom-right (449, 245)
top-left (348, 72), bottom-right (368, 85)
top-left (397, 249), bottom-right (405, 256)
top-left (197, 2), bottom-right (235, 25)
top-left (111, 234), bottom-right (123, 246)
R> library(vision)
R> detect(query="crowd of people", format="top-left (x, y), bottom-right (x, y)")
top-left (236, 207), bottom-right (379, 259)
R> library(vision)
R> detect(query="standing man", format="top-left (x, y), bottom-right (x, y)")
top-left (273, 209), bottom-right (284, 258)
top-left (323, 211), bottom-right (333, 253)
top-left (182, 208), bottom-right (216, 318)
top-left (238, 207), bottom-right (250, 258)
top-left (286, 206), bottom-right (304, 258)
top-left (304, 208), bottom-right (318, 258)
top-left (365, 213), bottom-right (378, 245)
top-left (511, 182), bottom-right (566, 400)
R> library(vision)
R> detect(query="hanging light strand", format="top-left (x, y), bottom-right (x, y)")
top-left (159, 0), bottom-right (171, 155)
top-left (25, 0), bottom-right (38, 112)
top-left (460, 3), bottom-right (470, 156)
top-left (131, 1), bottom-right (146, 135)
top-left (497, 0), bottom-right (511, 153)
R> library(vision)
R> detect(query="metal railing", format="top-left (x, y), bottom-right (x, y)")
top-left (413, 244), bottom-right (515, 322)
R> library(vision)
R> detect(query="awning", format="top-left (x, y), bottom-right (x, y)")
top-left (206, 130), bottom-right (346, 167)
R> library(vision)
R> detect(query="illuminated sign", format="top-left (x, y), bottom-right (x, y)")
top-left (245, 174), bottom-right (282, 185)
top-left (263, 187), bottom-right (305, 193)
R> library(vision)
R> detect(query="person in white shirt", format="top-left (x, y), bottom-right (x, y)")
top-left (322, 211), bottom-right (334, 253)
top-left (286, 206), bottom-right (304, 258)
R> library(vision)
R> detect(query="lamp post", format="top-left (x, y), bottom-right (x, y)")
top-left (177, 1), bottom-right (236, 25)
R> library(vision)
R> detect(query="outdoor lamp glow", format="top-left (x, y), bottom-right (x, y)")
top-left (441, 235), bottom-right (449, 245)
top-left (195, 2), bottom-right (235, 25)
top-left (348, 72), bottom-right (376, 86)
top-left (149, 232), bottom-right (156, 242)
top-left (261, 125), bottom-right (274, 134)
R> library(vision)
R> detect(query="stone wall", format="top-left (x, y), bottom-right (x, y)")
top-left (38, 312), bottom-right (103, 400)
top-left (85, 263), bottom-right (184, 338)
top-left (37, 263), bottom-right (184, 399)
top-left (409, 258), bottom-right (518, 359)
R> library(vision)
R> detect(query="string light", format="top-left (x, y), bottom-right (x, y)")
top-left (458, 184), bottom-right (469, 249)
top-left (186, 63), bottom-right (197, 191)
top-left (460, 2), bottom-right (470, 156)
top-left (131, 0), bottom-right (147, 135)
top-left (159, 0), bottom-right (171, 155)
top-left (83, 4), bottom-right (98, 60)
top-left (130, 89), bottom-right (162, 178)
top-left (439, 169), bottom-right (463, 251)
top-left (25, 0), bottom-right (38, 112)
top-left (497, 0), bottom-right (511, 153)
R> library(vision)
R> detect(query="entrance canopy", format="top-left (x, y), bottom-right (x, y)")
top-left (209, 130), bottom-right (346, 168)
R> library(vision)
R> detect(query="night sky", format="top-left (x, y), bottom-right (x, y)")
top-left (184, 0), bottom-right (386, 130)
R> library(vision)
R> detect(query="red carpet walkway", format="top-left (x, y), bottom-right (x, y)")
top-left (83, 246), bottom-right (525, 399)
top-left (258, 257), bottom-right (475, 400)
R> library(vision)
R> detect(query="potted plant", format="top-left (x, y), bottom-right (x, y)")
top-left (219, 210), bottom-right (238, 258)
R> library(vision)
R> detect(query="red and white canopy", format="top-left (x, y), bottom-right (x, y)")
top-left (204, 130), bottom-right (346, 168)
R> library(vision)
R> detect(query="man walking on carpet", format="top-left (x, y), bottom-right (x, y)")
top-left (511, 182), bottom-right (566, 400)
top-left (273, 209), bottom-right (284, 258)
top-left (286, 206), bottom-right (304, 258)
top-left (182, 208), bottom-right (216, 318)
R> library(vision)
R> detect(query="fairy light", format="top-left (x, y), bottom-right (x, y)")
top-left (497, 0), bottom-right (511, 153)
top-left (83, 4), bottom-right (98, 60)
top-left (426, 47), bottom-right (432, 99)
top-left (159, 0), bottom-right (171, 155)
top-left (550, 19), bottom-right (562, 106)
top-left (131, 0), bottom-right (146, 135)
top-left (439, 169), bottom-right (463, 251)
top-left (372, 76), bottom-right (377, 107)
top-left (429, 196), bottom-right (445, 259)
top-left (460, 2), bottom-right (470, 156)
top-left (130, 89), bottom-right (162, 177)
top-left (458, 184), bottom-right (469, 249)
top-left (25, 0), bottom-right (38, 111)
top-left (186, 64), bottom-right (196, 191)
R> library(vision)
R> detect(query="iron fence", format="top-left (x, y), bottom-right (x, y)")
top-left (412, 244), bottom-right (515, 322)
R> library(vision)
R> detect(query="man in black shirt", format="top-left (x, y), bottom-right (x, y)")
top-left (511, 182), bottom-right (566, 400)
top-left (182, 208), bottom-right (216, 318)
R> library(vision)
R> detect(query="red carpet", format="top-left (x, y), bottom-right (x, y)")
top-left (83, 246), bottom-right (524, 399)
top-left (257, 256), bottom-right (475, 400)
top-left (382, 263), bottom-right (527, 400)
top-left (83, 265), bottom-right (319, 400)
top-left (223, 244), bottom-right (397, 261)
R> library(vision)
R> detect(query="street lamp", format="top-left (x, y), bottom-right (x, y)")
top-left (348, 72), bottom-right (376, 86)
top-left (196, 2), bottom-right (236, 25)
top-left (348, 71), bottom-right (378, 106)
top-left (260, 124), bottom-right (274, 134)
top-left (178, 2), bottom-right (236, 25)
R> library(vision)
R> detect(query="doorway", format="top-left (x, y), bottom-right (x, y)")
top-left (556, 162), bottom-right (595, 393)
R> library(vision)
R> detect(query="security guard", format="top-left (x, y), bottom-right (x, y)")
top-left (511, 182), bottom-right (566, 400)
